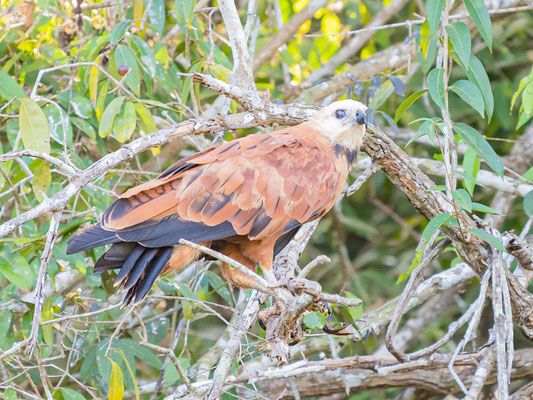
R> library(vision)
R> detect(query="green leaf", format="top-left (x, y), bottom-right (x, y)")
top-left (464, 0), bottom-right (493, 51)
top-left (118, 339), bottom-right (162, 368)
top-left (426, 0), bottom-right (445, 36)
top-left (446, 22), bottom-right (471, 69)
top-left (398, 247), bottom-right (423, 283)
top-left (523, 165), bottom-right (533, 182)
top-left (32, 160), bottom-right (51, 203)
top-left (148, 0), bottom-right (166, 36)
top-left (114, 45), bottom-right (141, 97)
top-left (469, 229), bottom-right (506, 252)
top-left (303, 311), bottom-right (326, 330)
top-left (112, 102), bottom-right (136, 143)
top-left (462, 146), bottom-right (480, 196)
top-left (417, 213), bottom-right (453, 250)
top-left (133, 103), bottom-right (157, 134)
top-left (394, 89), bottom-right (428, 124)
top-left (520, 82), bottom-right (533, 122)
top-left (450, 79), bottom-right (484, 117)
top-left (71, 117), bottom-right (96, 140)
top-left (61, 388), bottom-right (87, 400)
top-left (0, 253), bottom-right (34, 291)
top-left (4, 389), bottom-right (18, 400)
top-left (419, 19), bottom-right (432, 61)
top-left (511, 67), bottom-right (533, 110)
top-left (206, 271), bottom-right (233, 306)
top-left (471, 202), bottom-right (502, 215)
top-left (175, 0), bottom-right (197, 26)
top-left (452, 189), bottom-right (472, 212)
top-left (164, 362), bottom-right (180, 385)
top-left (0, 70), bottom-right (25, 100)
top-left (99, 97), bottom-right (125, 138)
top-left (427, 68), bottom-right (446, 109)
top-left (113, 348), bottom-right (139, 400)
top-left (524, 190), bottom-right (533, 217)
top-left (108, 358), bottom-right (124, 400)
top-left (110, 20), bottom-right (131, 43)
top-left (42, 297), bottom-right (53, 345)
top-left (464, 55), bottom-right (494, 120)
top-left (453, 123), bottom-right (504, 177)
top-left (18, 98), bottom-right (51, 153)
top-left (70, 96), bottom-right (93, 119)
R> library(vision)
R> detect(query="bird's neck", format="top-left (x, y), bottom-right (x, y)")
top-left (334, 144), bottom-right (358, 166)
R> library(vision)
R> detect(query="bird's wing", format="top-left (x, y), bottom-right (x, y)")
top-left (99, 127), bottom-right (349, 247)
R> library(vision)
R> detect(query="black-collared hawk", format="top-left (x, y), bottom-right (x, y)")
top-left (67, 100), bottom-right (368, 304)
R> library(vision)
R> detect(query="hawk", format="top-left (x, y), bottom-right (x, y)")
top-left (67, 100), bottom-right (368, 304)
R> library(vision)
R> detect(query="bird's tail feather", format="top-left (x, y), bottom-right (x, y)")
top-left (93, 243), bottom-right (174, 305)
top-left (66, 223), bottom-right (120, 254)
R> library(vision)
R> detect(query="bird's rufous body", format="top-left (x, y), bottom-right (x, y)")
top-left (67, 100), bottom-right (368, 304)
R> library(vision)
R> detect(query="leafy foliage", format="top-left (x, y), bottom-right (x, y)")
top-left (0, 0), bottom-right (531, 399)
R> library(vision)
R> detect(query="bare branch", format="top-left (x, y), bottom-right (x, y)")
top-left (217, 0), bottom-right (255, 90)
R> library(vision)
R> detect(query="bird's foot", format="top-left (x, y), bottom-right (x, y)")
top-left (258, 299), bottom-right (284, 330)
top-left (307, 301), bottom-right (352, 336)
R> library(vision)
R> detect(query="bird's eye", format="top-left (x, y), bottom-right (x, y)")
top-left (335, 109), bottom-right (346, 119)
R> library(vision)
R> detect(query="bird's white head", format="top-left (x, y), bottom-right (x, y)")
top-left (309, 100), bottom-right (368, 151)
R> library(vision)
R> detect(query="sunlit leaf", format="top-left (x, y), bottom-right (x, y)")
top-left (32, 160), bottom-right (51, 202)
top-left (108, 358), bottom-right (124, 400)
top-left (99, 97), bottom-right (125, 138)
top-left (112, 102), bottom-right (136, 143)
top-left (453, 122), bottom-right (504, 177)
top-left (394, 89), bottom-right (428, 124)
top-left (42, 296), bottom-right (54, 345)
top-left (133, 102), bottom-right (157, 135)
top-left (18, 98), bottom-right (51, 153)
top-left (113, 348), bottom-right (139, 400)
top-left (89, 59), bottom-right (100, 104)
top-left (419, 19), bottom-right (432, 60)
top-left (511, 67), bottom-right (533, 110)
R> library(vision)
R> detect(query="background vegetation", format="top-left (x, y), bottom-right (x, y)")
top-left (0, 0), bottom-right (532, 399)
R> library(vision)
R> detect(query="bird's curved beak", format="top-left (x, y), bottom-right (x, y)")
top-left (354, 110), bottom-right (367, 126)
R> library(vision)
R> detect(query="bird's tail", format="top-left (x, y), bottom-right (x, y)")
top-left (93, 243), bottom-right (204, 305)
top-left (66, 223), bottom-right (120, 254)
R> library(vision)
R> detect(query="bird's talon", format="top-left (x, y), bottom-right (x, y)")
top-left (323, 322), bottom-right (351, 336)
